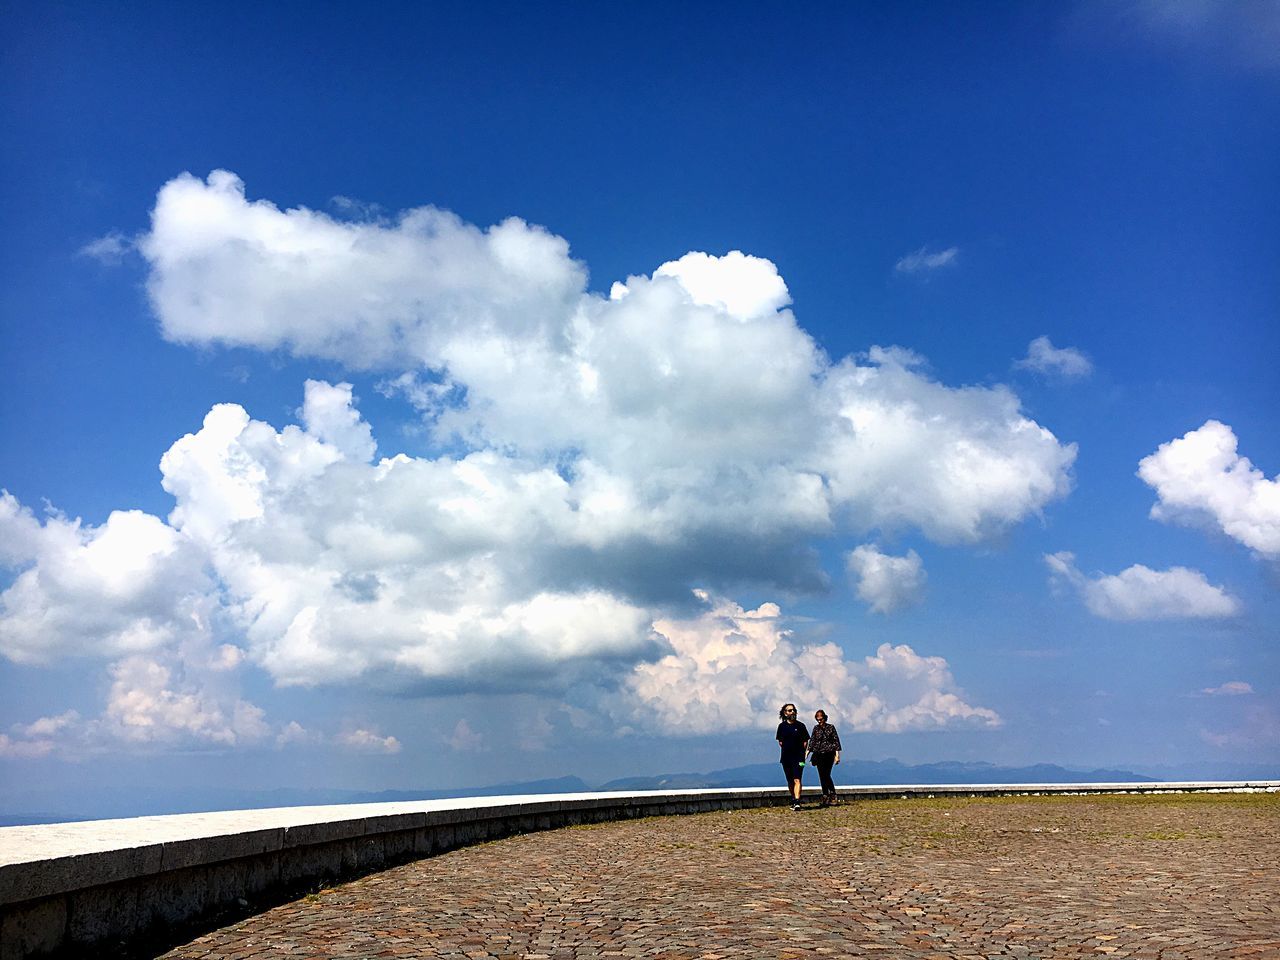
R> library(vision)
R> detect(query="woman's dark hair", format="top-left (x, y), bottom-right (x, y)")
top-left (778, 702), bottom-right (797, 719)
top-left (814, 709), bottom-right (828, 722)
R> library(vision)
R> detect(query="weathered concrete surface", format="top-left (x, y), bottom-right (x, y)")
top-left (1, 783), bottom-right (1276, 958)
top-left (161, 792), bottom-right (1280, 960)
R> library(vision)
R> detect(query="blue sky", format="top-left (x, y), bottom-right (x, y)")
top-left (1, 2), bottom-right (1277, 810)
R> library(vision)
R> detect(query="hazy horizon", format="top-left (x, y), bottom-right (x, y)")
top-left (8, 753), bottom-right (1277, 826)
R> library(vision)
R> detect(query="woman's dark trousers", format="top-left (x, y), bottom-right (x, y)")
top-left (812, 753), bottom-right (836, 797)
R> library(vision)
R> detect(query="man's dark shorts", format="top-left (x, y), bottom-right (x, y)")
top-left (781, 758), bottom-right (804, 783)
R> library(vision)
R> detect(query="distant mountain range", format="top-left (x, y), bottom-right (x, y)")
top-left (1, 759), bottom-right (1172, 826)
top-left (594, 759), bottom-right (1156, 791)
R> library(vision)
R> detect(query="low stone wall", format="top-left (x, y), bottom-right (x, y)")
top-left (2, 781), bottom-right (1276, 959)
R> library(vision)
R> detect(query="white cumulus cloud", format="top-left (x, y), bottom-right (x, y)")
top-left (0, 493), bottom-right (213, 665)
top-left (1, 652), bottom-right (282, 758)
top-left (0, 734), bottom-right (57, 759)
top-left (100, 655), bottom-right (271, 747)
top-left (1200, 681), bottom-right (1253, 696)
top-left (337, 728), bottom-right (402, 754)
top-left (12, 710), bottom-right (81, 739)
top-left (1138, 420), bottom-right (1280, 558)
top-left (652, 250), bottom-right (791, 320)
top-left (846, 544), bottom-right (926, 614)
top-left (153, 391), bottom-right (658, 687)
top-left (0, 499), bottom-right (296, 755)
top-left (275, 720), bottom-right (319, 747)
top-left (136, 172), bottom-right (1074, 549)
top-left (1045, 551), bottom-right (1240, 620)
top-left (0, 711), bottom-right (81, 759)
top-left (1016, 335), bottom-right (1093, 379)
top-left (820, 348), bottom-right (1075, 543)
top-left (446, 718), bottom-right (486, 752)
top-left (300, 380), bottom-right (376, 462)
top-left (621, 592), bottom-right (1000, 734)
top-left (1, 173), bottom-right (1079, 726)
top-left (139, 170), bottom-right (587, 368)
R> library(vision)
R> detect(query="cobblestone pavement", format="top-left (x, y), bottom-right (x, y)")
top-left (162, 793), bottom-right (1279, 959)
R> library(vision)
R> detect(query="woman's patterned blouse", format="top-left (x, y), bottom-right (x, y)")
top-left (809, 722), bottom-right (842, 756)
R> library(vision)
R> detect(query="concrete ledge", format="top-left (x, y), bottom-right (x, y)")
top-left (1, 780), bottom-right (1275, 958)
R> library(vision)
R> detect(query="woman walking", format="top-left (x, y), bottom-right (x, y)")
top-left (776, 703), bottom-right (809, 810)
top-left (808, 709), bottom-right (842, 806)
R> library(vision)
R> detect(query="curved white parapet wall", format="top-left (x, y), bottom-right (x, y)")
top-left (2, 781), bottom-right (1277, 959)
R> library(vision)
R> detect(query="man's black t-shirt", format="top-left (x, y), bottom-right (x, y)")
top-left (776, 720), bottom-right (809, 762)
